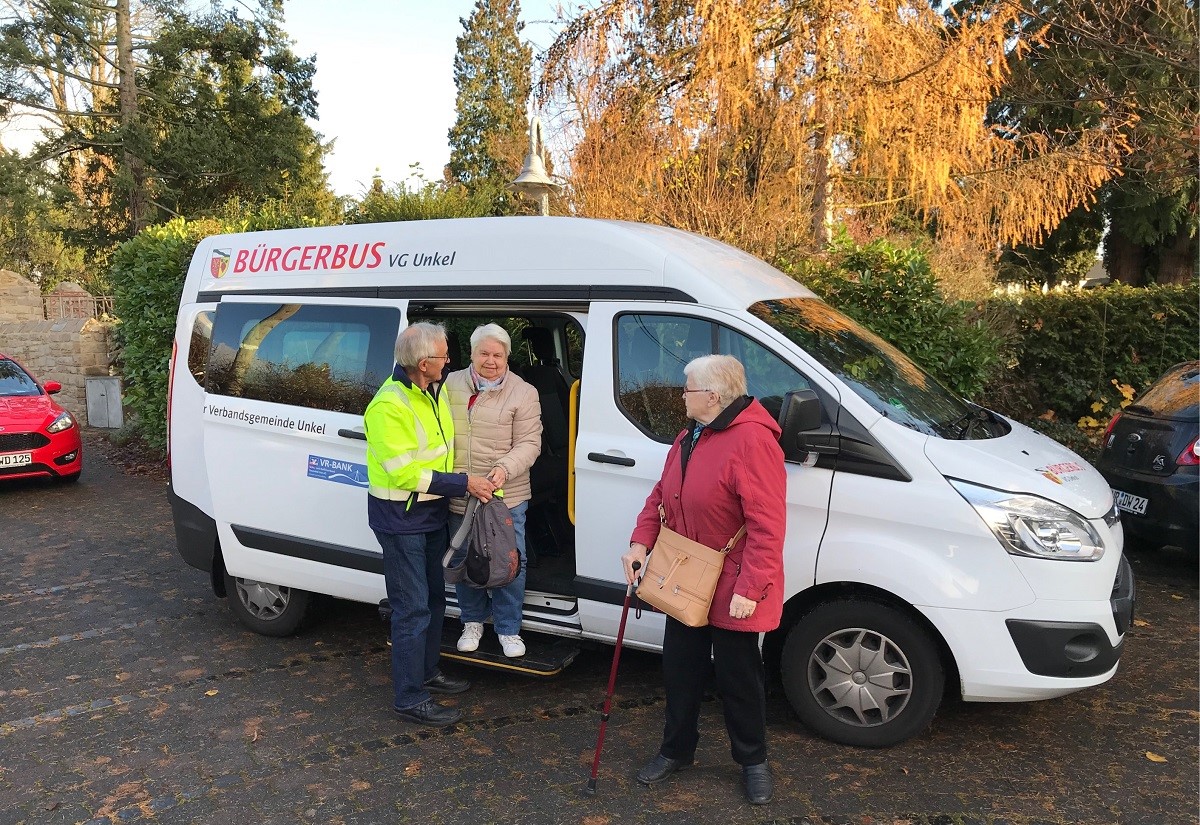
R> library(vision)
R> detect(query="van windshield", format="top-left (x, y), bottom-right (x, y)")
top-left (750, 298), bottom-right (1002, 440)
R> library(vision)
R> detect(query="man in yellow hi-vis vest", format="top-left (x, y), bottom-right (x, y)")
top-left (366, 322), bottom-right (496, 727)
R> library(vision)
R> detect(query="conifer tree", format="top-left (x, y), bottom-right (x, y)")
top-left (447, 0), bottom-right (533, 215)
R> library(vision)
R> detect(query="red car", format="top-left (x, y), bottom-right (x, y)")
top-left (0, 353), bottom-right (82, 483)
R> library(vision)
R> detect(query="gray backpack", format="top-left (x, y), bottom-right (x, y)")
top-left (443, 496), bottom-right (520, 589)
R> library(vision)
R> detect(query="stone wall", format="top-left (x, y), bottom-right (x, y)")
top-left (0, 317), bottom-right (119, 426)
top-left (0, 269), bottom-right (44, 322)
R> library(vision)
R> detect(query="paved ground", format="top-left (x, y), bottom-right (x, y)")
top-left (0, 430), bottom-right (1196, 825)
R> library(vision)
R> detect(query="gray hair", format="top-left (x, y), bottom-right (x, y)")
top-left (684, 354), bottom-right (747, 407)
top-left (395, 322), bottom-right (448, 369)
top-left (470, 323), bottom-right (511, 357)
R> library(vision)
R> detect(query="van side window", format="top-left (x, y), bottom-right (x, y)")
top-left (187, 311), bottom-right (214, 387)
top-left (616, 313), bottom-right (810, 441)
top-left (206, 303), bottom-right (400, 414)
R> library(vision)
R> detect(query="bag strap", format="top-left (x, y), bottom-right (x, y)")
top-left (442, 496), bottom-right (480, 569)
top-left (657, 503), bottom-right (746, 554)
top-left (721, 525), bottom-right (747, 552)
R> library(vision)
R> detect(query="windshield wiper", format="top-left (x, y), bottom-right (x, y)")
top-left (943, 405), bottom-right (990, 439)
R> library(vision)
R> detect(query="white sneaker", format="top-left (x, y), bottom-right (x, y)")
top-left (498, 634), bottom-right (526, 658)
top-left (457, 622), bottom-right (484, 653)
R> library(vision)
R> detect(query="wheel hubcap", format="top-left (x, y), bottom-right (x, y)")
top-left (235, 578), bottom-right (291, 620)
top-left (808, 626), bottom-right (913, 727)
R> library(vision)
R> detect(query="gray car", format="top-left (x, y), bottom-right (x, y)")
top-left (1097, 361), bottom-right (1199, 552)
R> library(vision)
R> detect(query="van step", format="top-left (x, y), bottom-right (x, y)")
top-left (438, 625), bottom-right (581, 677)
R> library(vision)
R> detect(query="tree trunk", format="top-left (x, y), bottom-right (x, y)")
top-left (1155, 222), bottom-right (1198, 285)
top-left (809, 14), bottom-right (835, 248)
top-left (1103, 228), bottom-right (1147, 286)
top-left (115, 0), bottom-right (150, 232)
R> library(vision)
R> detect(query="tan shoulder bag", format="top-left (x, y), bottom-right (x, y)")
top-left (636, 504), bottom-right (746, 627)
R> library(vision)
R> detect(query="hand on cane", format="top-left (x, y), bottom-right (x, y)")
top-left (621, 543), bottom-right (648, 585)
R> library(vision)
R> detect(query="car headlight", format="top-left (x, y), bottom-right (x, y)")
top-left (47, 411), bottom-right (75, 433)
top-left (950, 479), bottom-right (1105, 561)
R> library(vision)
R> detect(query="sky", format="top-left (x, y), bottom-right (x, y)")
top-left (282, 0), bottom-right (567, 197)
top-left (0, 1), bottom-right (567, 198)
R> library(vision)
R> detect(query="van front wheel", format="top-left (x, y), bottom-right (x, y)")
top-left (781, 600), bottom-right (944, 748)
top-left (223, 572), bottom-right (311, 637)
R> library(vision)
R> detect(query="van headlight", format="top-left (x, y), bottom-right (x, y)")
top-left (47, 411), bottom-right (75, 433)
top-left (949, 479), bottom-right (1105, 561)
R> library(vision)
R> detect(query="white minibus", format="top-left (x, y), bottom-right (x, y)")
top-left (168, 217), bottom-right (1133, 747)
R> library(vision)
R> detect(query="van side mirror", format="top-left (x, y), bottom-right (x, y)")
top-left (777, 389), bottom-right (824, 463)
top-left (44, 381), bottom-right (62, 394)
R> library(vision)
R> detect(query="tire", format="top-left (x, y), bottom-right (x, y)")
top-left (781, 599), bottom-right (944, 748)
top-left (223, 571), bottom-right (312, 637)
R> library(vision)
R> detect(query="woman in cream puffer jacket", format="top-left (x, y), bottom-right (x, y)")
top-left (444, 324), bottom-right (542, 657)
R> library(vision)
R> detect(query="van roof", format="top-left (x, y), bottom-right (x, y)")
top-left (185, 217), bottom-right (813, 309)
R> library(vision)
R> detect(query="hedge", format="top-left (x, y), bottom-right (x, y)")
top-left (982, 283), bottom-right (1198, 428)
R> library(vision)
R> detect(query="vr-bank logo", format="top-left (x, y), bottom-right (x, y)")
top-left (210, 248), bottom-right (231, 279)
top-left (307, 454), bottom-right (369, 488)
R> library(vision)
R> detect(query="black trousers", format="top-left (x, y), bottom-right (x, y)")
top-left (658, 617), bottom-right (768, 766)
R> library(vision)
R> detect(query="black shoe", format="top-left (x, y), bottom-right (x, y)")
top-left (424, 672), bottom-right (471, 695)
top-left (742, 762), bottom-right (772, 805)
top-left (393, 699), bottom-right (462, 728)
top-left (636, 753), bottom-right (693, 786)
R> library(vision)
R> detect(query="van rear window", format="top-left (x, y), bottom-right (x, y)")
top-left (206, 303), bottom-right (400, 413)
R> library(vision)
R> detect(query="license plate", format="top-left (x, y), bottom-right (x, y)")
top-left (1112, 489), bottom-right (1149, 516)
top-left (0, 452), bottom-right (32, 467)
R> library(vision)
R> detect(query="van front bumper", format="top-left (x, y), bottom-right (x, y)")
top-left (1006, 554), bottom-right (1135, 678)
top-left (921, 555), bottom-right (1134, 702)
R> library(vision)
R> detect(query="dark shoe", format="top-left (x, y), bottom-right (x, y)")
top-left (636, 753), bottom-right (693, 786)
top-left (742, 762), bottom-right (772, 805)
top-left (393, 699), bottom-right (462, 728)
top-left (424, 672), bottom-right (471, 695)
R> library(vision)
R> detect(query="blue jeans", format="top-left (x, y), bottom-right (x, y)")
top-left (374, 526), bottom-right (448, 711)
top-left (448, 500), bottom-right (528, 636)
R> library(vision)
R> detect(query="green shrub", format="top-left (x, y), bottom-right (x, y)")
top-left (111, 219), bottom-right (219, 450)
top-left (983, 283), bottom-right (1198, 429)
top-left (781, 233), bottom-right (1003, 399)
top-left (111, 205), bottom-right (319, 451)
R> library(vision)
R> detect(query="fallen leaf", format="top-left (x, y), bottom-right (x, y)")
top-left (403, 761), bottom-right (421, 777)
top-left (1170, 594), bottom-right (1183, 600)
top-left (204, 690), bottom-right (218, 697)
top-left (1146, 752), bottom-right (1167, 763)
top-left (350, 780), bottom-right (370, 792)
top-left (1133, 619), bottom-right (1151, 628)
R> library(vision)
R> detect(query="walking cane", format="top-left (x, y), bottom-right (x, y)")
top-left (584, 560), bottom-right (640, 797)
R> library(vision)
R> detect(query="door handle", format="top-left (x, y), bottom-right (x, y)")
top-left (338, 428), bottom-right (367, 441)
top-left (588, 452), bottom-right (635, 467)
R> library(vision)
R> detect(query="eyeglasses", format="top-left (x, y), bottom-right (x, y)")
top-left (682, 388), bottom-right (712, 395)
top-left (423, 354), bottom-right (451, 362)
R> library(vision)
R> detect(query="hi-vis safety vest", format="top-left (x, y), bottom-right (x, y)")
top-left (364, 376), bottom-right (456, 507)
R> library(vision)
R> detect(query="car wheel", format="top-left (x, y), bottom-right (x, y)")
top-left (781, 599), bottom-right (944, 748)
top-left (223, 571), bottom-right (311, 637)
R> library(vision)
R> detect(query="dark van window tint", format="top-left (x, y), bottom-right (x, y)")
top-left (616, 313), bottom-right (809, 441)
top-left (207, 303), bottom-right (399, 413)
top-left (187, 311), bottom-right (214, 387)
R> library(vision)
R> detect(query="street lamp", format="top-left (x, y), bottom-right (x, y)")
top-left (510, 116), bottom-right (561, 216)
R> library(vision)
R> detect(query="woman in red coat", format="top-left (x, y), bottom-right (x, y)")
top-left (621, 354), bottom-right (786, 805)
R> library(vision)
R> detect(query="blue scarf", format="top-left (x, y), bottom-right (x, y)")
top-left (470, 366), bottom-right (505, 392)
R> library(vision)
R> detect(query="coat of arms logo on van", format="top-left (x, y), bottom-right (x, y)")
top-left (210, 249), bottom-right (231, 278)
